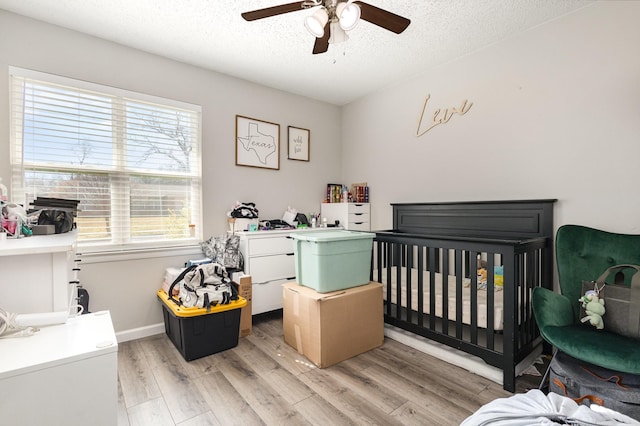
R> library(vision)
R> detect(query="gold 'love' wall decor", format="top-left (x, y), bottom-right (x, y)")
top-left (416, 94), bottom-right (473, 137)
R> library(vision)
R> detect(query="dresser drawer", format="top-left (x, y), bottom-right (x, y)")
top-left (252, 279), bottom-right (288, 315)
top-left (348, 203), bottom-right (369, 214)
top-left (347, 221), bottom-right (371, 231)
top-left (249, 236), bottom-right (294, 256)
top-left (250, 253), bottom-right (296, 284)
top-left (348, 212), bottom-right (369, 223)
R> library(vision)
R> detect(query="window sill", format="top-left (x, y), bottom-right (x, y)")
top-left (80, 243), bottom-right (204, 264)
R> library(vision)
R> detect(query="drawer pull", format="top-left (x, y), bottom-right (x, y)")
top-left (354, 213), bottom-right (363, 216)
top-left (286, 236), bottom-right (293, 239)
top-left (286, 252), bottom-right (295, 256)
top-left (286, 276), bottom-right (296, 280)
top-left (354, 222), bottom-right (364, 225)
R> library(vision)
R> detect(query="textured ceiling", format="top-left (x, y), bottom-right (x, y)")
top-left (0, 0), bottom-right (593, 105)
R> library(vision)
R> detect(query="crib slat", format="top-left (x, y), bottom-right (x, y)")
top-left (518, 251), bottom-right (528, 350)
top-left (455, 250), bottom-right (463, 339)
top-left (486, 254), bottom-right (495, 350)
top-left (375, 239), bottom-right (382, 283)
top-left (406, 244), bottom-right (413, 324)
top-left (470, 251), bottom-right (478, 345)
top-left (417, 245), bottom-right (424, 329)
top-left (428, 246), bottom-right (436, 331)
top-left (394, 243), bottom-right (403, 320)
top-left (530, 249), bottom-right (540, 341)
top-left (385, 241), bottom-right (393, 317)
top-left (441, 249), bottom-right (450, 335)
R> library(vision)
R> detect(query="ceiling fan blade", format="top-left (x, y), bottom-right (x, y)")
top-left (242, 2), bottom-right (306, 21)
top-left (354, 1), bottom-right (411, 34)
top-left (312, 22), bottom-right (330, 54)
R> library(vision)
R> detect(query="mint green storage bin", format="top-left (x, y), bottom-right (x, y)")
top-left (291, 230), bottom-right (375, 293)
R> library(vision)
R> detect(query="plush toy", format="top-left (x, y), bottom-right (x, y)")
top-left (579, 290), bottom-right (606, 330)
top-left (477, 268), bottom-right (487, 284)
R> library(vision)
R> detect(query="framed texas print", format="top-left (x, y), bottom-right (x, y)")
top-left (236, 115), bottom-right (280, 170)
top-left (287, 126), bottom-right (310, 162)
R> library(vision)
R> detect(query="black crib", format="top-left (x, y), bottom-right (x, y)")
top-left (371, 200), bottom-right (556, 392)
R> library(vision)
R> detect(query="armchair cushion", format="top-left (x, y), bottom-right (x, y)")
top-left (542, 325), bottom-right (640, 374)
top-left (533, 287), bottom-right (640, 374)
top-left (532, 287), bottom-right (574, 329)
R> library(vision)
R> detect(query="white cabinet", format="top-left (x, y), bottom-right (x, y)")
top-left (236, 228), bottom-right (339, 315)
top-left (0, 231), bottom-right (78, 315)
top-left (0, 311), bottom-right (118, 426)
top-left (321, 203), bottom-right (370, 231)
top-left (237, 229), bottom-right (296, 315)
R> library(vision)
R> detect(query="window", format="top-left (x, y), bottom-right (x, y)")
top-left (9, 67), bottom-right (202, 252)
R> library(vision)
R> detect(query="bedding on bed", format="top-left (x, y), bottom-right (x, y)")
top-left (376, 266), bottom-right (505, 330)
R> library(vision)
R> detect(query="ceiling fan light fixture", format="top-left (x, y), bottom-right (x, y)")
top-left (336, 2), bottom-right (360, 31)
top-left (304, 8), bottom-right (329, 38)
top-left (328, 21), bottom-right (349, 44)
top-left (241, 1), bottom-right (410, 55)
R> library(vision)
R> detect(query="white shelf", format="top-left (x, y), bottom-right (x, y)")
top-left (0, 231), bottom-right (78, 314)
top-left (0, 230), bottom-right (76, 256)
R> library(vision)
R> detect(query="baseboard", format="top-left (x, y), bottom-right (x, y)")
top-left (116, 323), bottom-right (165, 343)
top-left (385, 324), bottom-right (523, 386)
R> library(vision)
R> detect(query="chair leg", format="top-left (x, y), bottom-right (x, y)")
top-left (538, 348), bottom-right (557, 393)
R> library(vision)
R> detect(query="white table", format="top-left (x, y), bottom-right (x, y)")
top-left (0, 311), bottom-right (118, 425)
top-left (0, 231), bottom-right (77, 314)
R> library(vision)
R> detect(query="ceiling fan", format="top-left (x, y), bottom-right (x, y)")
top-left (241, 1), bottom-right (411, 55)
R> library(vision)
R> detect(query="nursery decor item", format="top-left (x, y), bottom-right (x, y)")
top-left (236, 115), bottom-right (280, 170)
top-left (287, 126), bottom-right (310, 161)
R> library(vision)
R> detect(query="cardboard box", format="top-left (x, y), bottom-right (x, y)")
top-left (282, 281), bottom-right (384, 368)
top-left (232, 272), bottom-right (252, 337)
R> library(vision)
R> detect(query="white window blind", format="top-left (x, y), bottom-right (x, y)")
top-left (9, 67), bottom-right (202, 251)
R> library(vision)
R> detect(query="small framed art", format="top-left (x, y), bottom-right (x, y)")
top-left (236, 115), bottom-right (280, 170)
top-left (287, 126), bottom-right (310, 162)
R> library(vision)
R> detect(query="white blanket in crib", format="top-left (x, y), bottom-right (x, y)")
top-left (376, 267), bottom-right (504, 330)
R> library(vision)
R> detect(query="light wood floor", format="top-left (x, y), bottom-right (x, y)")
top-left (116, 311), bottom-right (540, 426)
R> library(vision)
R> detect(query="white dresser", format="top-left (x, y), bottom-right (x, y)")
top-left (321, 203), bottom-right (370, 231)
top-left (0, 231), bottom-right (78, 315)
top-left (0, 311), bottom-right (118, 426)
top-left (236, 228), bottom-right (339, 314)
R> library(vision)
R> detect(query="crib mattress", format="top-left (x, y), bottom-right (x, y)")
top-left (376, 267), bottom-right (504, 330)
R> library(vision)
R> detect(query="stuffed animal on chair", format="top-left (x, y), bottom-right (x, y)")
top-left (579, 291), bottom-right (606, 330)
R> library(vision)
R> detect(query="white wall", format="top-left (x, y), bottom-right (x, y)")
top-left (0, 10), bottom-right (342, 335)
top-left (2, 1), bottom-right (639, 336)
top-left (342, 1), bottom-right (640, 235)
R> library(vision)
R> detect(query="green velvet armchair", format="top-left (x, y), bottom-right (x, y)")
top-left (532, 224), bottom-right (640, 375)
